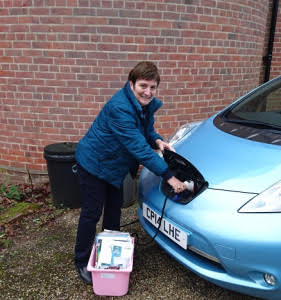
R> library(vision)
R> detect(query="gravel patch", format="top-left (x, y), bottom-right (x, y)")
top-left (0, 203), bottom-right (260, 299)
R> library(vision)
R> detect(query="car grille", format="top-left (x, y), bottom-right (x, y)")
top-left (187, 246), bottom-right (224, 270)
top-left (188, 246), bottom-right (219, 264)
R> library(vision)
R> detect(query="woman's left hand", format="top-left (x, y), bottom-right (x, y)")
top-left (155, 139), bottom-right (175, 153)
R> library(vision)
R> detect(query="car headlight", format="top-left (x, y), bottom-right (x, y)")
top-left (167, 121), bottom-right (202, 146)
top-left (239, 181), bottom-right (281, 213)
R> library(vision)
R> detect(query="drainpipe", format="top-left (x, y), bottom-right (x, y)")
top-left (263, 0), bottom-right (279, 82)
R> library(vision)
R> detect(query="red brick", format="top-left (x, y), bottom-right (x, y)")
top-left (0, 17), bottom-right (17, 24)
top-left (0, 0), bottom-right (277, 181)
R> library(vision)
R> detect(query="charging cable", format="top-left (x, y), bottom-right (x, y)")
top-left (120, 195), bottom-right (169, 247)
top-left (140, 194), bottom-right (169, 246)
top-left (120, 179), bottom-right (193, 246)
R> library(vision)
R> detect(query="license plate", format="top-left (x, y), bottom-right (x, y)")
top-left (143, 203), bottom-right (188, 249)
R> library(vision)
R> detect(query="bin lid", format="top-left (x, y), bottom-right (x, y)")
top-left (44, 142), bottom-right (78, 155)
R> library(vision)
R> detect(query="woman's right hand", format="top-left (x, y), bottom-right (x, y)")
top-left (167, 176), bottom-right (187, 193)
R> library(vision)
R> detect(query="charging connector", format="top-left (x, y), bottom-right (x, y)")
top-left (184, 180), bottom-right (194, 192)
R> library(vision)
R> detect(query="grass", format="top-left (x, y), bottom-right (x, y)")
top-left (0, 181), bottom-right (65, 253)
top-left (0, 202), bottom-right (41, 225)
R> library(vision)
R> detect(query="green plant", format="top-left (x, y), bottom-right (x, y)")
top-left (0, 184), bottom-right (21, 201)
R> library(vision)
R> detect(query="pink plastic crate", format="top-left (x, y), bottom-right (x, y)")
top-left (87, 238), bottom-right (134, 296)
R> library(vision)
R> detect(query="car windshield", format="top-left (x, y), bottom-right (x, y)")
top-left (223, 78), bottom-right (281, 130)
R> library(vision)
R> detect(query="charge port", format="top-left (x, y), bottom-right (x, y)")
top-left (161, 149), bottom-right (208, 204)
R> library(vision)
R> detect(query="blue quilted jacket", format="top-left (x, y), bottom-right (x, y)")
top-left (75, 81), bottom-right (169, 188)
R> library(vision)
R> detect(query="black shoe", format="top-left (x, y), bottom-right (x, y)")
top-left (75, 265), bottom-right (92, 285)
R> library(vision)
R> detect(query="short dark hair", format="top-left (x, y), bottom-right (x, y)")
top-left (128, 61), bottom-right (160, 86)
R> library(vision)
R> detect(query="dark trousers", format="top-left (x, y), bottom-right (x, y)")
top-left (74, 164), bottom-right (123, 267)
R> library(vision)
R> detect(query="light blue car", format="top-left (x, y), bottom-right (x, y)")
top-left (138, 75), bottom-right (281, 300)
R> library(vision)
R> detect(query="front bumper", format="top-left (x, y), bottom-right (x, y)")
top-left (138, 188), bottom-right (281, 300)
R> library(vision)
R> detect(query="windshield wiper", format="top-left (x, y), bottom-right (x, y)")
top-left (224, 118), bottom-right (281, 131)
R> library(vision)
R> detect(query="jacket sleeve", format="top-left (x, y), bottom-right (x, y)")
top-left (108, 104), bottom-right (168, 176)
top-left (145, 113), bottom-right (163, 149)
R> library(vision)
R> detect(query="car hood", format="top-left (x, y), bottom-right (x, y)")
top-left (174, 117), bottom-right (281, 194)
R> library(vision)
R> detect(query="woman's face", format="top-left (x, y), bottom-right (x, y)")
top-left (129, 79), bottom-right (158, 107)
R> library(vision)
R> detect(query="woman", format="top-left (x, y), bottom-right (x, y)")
top-left (74, 61), bottom-right (187, 284)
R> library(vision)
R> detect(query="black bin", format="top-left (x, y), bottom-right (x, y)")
top-left (44, 142), bottom-right (82, 208)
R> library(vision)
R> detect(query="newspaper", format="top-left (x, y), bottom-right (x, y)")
top-left (95, 230), bottom-right (134, 270)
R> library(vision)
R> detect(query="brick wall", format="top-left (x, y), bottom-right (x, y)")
top-left (0, 0), bottom-right (276, 183)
